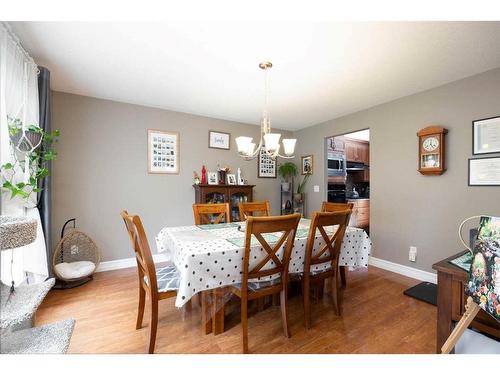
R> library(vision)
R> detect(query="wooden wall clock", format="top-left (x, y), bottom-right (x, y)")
top-left (417, 126), bottom-right (448, 175)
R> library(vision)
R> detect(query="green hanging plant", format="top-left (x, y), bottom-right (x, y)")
top-left (1, 117), bottom-right (60, 202)
top-left (278, 162), bottom-right (298, 182)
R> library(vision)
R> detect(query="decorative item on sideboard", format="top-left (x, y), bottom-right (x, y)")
top-left (193, 171), bottom-right (200, 185)
top-left (217, 165), bottom-right (230, 184)
top-left (201, 165), bottom-right (207, 184)
top-left (207, 172), bottom-right (218, 185)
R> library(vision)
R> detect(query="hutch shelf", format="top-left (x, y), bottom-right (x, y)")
top-left (193, 184), bottom-right (255, 222)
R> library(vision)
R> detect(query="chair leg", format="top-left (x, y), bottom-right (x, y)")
top-left (332, 273), bottom-right (342, 316)
top-left (136, 286), bottom-right (146, 329)
top-left (340, 266), bottom-right (347, 289)
top-left (148, 299), bottom-right (158, 354)
top-left (303, 279), bottom-right (311, 329)
top-left (241, 297), bottom-right (249, 354)
top-left (280, 287), bottom-right (291, 338)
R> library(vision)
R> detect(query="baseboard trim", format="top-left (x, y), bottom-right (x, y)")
top-left (369, 256), bottom-right (437, 284)
top-left (96, 254), bottom-right (169, 272)
top-left (97, 253), bottom-right (437, 284)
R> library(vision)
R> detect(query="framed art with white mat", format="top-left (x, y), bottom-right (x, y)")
top-left (473, 116), bottom-right (500, 155)
top-left (468, 157), bottom-right (500, 186)
top-left (258, 148), bottom-right (276, 178)
top-left (147, 129), bottom-right (179, 174)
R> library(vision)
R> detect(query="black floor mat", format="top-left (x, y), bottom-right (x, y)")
top-left (403, 282), bottom-right (437, 306)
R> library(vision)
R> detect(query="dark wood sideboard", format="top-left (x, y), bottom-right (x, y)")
top-left (193, 184), bottom-right (255, 222)
top-left (432, 251), bottom-right (500, 353)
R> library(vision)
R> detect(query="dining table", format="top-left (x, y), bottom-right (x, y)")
top-left (156, 218), bottom-right (371, 333)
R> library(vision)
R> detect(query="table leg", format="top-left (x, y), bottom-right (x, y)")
top-left (212, 288), bottom-right (225, 335)
top-left (340, 266), bottom-right (347, 288)
top-left (436, 271), bottom-right (453, 353)
top-left (201, 290), bottom-right (213, 335)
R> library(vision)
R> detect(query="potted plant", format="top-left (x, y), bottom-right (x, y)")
top-left (295, 172), bottom-right (311, 202)
top-left (1, 117), bottom-right (60, 206)
top-left (278, 162), bottom-right (298, 192)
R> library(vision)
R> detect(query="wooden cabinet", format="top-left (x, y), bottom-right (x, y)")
top-left (345, 139), bottom-right (369, 165)
top-left (433, 252), bottom-right (500, 353)
top-left (327, 136), bottom-right (345, 152)
top-left (351, 168), bottom-right (370, 183)
top-left (347, 199), bottom-right (369, 230)
top-left (193, 184), bottom-right (255, 222)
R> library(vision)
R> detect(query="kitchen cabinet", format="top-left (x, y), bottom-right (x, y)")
top-left (345, 139), bottom-right (369, 165)
top-left (351, 168), bottom-right (370, 183)
top-left (347, 199), bottom-right (369, 230)
top-left (327, 136), bottom-right (345, 152)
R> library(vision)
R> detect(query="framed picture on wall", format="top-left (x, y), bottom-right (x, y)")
top-left (147, 129), bottom-right (179, 174)
top-left (208, 130), bottom-right (231, 150)
top-left (258, 148), bottom-right (277, 178)
top-left (473, 116), bottom-right (500, 155)
top-left (468, 157), bottom-right (500, 186)
top-left (301, 155), bottom-right (313, 175)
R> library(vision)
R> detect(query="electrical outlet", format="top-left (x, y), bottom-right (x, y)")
top-left (409, 246), bottom-right (417, 262)
top-left (313, 185), bottom-right (320, 193)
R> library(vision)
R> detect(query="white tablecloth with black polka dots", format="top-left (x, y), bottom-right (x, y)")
top-left (156, 219), bottom-right (371, 307)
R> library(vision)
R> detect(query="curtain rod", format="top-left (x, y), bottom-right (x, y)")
top-left (0, 22), bottom-right (38, 70)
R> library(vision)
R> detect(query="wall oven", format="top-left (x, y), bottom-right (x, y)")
top-left (327, 185), bottom-right (346, 203)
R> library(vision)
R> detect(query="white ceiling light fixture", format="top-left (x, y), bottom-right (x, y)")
top-left (235, 62), bottom-right (296, 160)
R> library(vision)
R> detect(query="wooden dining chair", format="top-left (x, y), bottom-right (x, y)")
top-left (321, 201), bottom-right (354, 212)
top-left (321, 201), bottom-right (354, 288)
top-left (228, 213), bottom-right (301, 353)
top-left (120, 210), bottom-right (180, 354)
top-left (192, 203), bottom-right (231, 225)
top-left (238, 201), bottom-right (271, 221)
top-left (302, 209), bottom-right (351, 329)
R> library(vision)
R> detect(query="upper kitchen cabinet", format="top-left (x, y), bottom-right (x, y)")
top-left (345, 139), bottom-right (369, 165)
top-left (327, 136), bottom-right (345, 152)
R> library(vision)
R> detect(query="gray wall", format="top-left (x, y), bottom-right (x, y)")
top-left (51, 92), bottom-right (291, 262)
top-left (294, 68), bottom-right (500, 273)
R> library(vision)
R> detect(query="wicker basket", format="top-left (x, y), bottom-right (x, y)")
top-left (52, 230), bottom-right (100, 282)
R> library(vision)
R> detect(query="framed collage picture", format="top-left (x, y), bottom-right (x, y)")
top-left (258, 148), bottom-right (276, 178)
top-left (147, 129), bottom-right (179, 174)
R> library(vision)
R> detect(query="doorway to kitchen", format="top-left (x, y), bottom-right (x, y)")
top-left (325, 129), bottom-right (370, 232)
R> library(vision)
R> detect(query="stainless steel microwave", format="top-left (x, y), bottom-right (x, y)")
top-left (327, 152), bottom-right (346, 178)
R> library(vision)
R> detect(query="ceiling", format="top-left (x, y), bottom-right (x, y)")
top-left (10, 21), bottom-right (500, 130)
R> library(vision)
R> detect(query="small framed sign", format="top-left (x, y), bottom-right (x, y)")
top-left (258, 148), bottom-right (277, 178)
top-left (473, 116), bottom-right (500, 155)
top-left (148, 129), bottom-right (179, 174)
top-left (207, 172), bottom-right (218, 185)
top-left (468, 157), bottom-right (500, 186)
top-left (208, 130), bottom-right (230, 150)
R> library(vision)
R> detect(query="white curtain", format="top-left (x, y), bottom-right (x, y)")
top-left (0, 22), bottom-right (48, 286)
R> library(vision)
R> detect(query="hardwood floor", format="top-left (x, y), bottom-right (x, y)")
top-left (35, 266), bottom-right (436, 353)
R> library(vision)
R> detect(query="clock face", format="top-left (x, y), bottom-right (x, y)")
top-left (422, 136), bottom-right (439, 152)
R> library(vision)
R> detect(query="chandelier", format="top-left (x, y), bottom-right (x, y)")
top-left (235, 62), bottom-right (296, 160)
